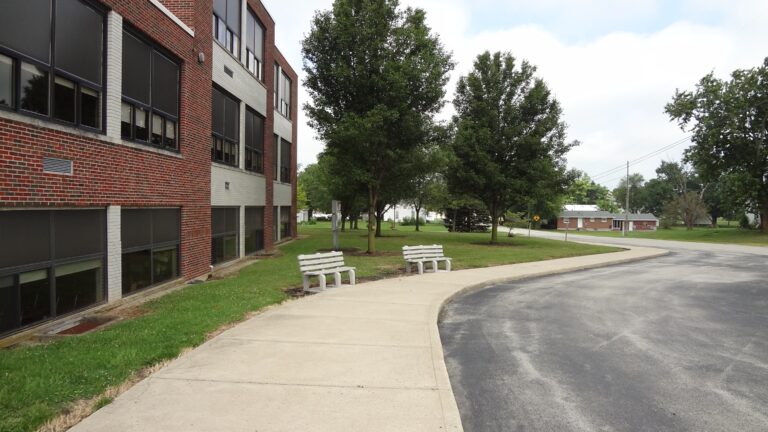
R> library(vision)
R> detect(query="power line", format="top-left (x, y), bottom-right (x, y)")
top-left (589, 135), bottom-right (691, 181)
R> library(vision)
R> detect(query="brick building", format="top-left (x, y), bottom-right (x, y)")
top-left (0, 0), bottom-right (297, 337)
top-left (556, 211), bottom-right (658, 232)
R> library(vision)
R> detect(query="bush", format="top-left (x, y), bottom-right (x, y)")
top-left (739, 214), bottom-right (753, 230)
top-left (400, 216), bottom-right (426, 226)
top-left (444, 207), bottom-right (491, 232)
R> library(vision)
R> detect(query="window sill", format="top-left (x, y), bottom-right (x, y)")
top-left (0, 110), bottom-right (183, 159)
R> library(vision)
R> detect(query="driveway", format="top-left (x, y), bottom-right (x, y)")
top-left (440, 233), bottom-right (768, 431)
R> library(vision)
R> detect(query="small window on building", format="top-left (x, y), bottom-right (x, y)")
top-left (562, 217), bottom-right (570, 224)
top-left (589, 217), bottom-right (595, 222)
top-left (279, 71), bottom-right (291, 118)
top-left (272, 134), bottom-right (279, 181)
top-left (280, 138), bottom-right (291, 183)
top-left (211, 87), bottom-right (239, 166)
top-left (121, 208), bottom-right (180, 295)
top-left (213, 0), bottom-right (240, 58)
top-left (212, 207), bottom-right (239, 264)
top-left (245, 8), bottom-right (264, 80)
top-left (280, 206), bottom-right (291, 239)
top-left (601, 218), bottom-right (607, 222)
top-left (244, 107), bottom-right (264, 173)
top-left (121, 30), bottom-right (179, 151)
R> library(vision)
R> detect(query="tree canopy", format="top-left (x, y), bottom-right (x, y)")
top-left (448, 51), bottom-right (574, 242)
top-left (302, 0), bottom-right (453, 252)
top-left (665, 57), bottom-right (768, 231)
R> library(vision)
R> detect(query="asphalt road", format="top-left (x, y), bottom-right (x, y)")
top-left (439, 233), bottom-right (768, 432)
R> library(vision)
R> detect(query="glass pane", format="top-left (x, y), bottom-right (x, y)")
top-left (122, 249), bottom-right (151, 294)
top-left (55, 0), bottom-right (103, 85)
top-left (224, 95), bottom-right (238, 141)
top-left (53, 75), bottom-right (75, 123)
top-left (216, 17), bottom-right (226, 45)
top-left (254, 20), bottom-right (263, 62)
top-left (0, 54), bottom-right (13, 108)
top-left (246, 11), bottom-right (255, 52)
top-left (80, 87), bottom-right (100, 128)
top-left (224, 208), bottom-right (238, 233)
top-left (20, 62), bottom-right (49, 115)
top-left (0, 210), bottom-right (51, 269)
top-left (244, 110), bottom-right (253, 150)
top-left (0, 0), bottom-right (52, 63)
top-left (281, 206), bottom-right (291, 238)
top-left (211, 208), bottom-right (226, 236)
top-left (151, 113), bottom-right (163, 145)
top-left (152, 247), bottom-right (178, 284)
top-left (54, 259), bottom-right (103, 315)
top-left (254, 114), bottom-right (264, 151)
top-left (212, 87), bottom-right (224, 135)
top-left (121, 209), bottom-right (152, 249)
top-left (20, 269), bottom-right (50, 327)
top-left (164, 119), bottom-right (176, 149)
top-left (151, 51), bottom-right (178, 117)
top-left (244, 207), bottom-right (264, 255)
top-left (54, 210), bottom-right (104, 259)
top-left (121, 102), bottom-right (132, 138)
top-left (226, 0), bottom-right (240, 35)
top-left (153, 208), bottom-right (180, 244)
top-left (121, 31), bottom-right (151, 104)
top-left (272, 134), bottom-right (278, 180)
top-left (213, 0), bottom-right (226, 21)
top-left (213, 235), bottom-right (238, 264)
top-left (0, 276), bottom-right (18, 334)
top-left (280, 139), bottom-right (291, 183)
top-left (135, 106), bottom-right (148, 141)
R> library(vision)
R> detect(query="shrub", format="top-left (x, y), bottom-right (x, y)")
top-left (400, 216), bottom-right (426, 226)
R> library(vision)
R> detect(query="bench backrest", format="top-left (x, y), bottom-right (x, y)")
top-left (298, 251), bottom-right (347, 272)
top-left (402, 244), bottom-right (445, 260)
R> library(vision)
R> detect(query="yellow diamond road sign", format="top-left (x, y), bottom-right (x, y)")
top-left (533, 215), bottom-right (540, 222)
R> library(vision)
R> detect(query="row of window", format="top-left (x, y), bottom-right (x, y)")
top-left (212, 86), bottom-right (291, 182)
top-left (274, 64), bottom-right (292, 118)
top-left (211, 206), bottom-right (290, 265)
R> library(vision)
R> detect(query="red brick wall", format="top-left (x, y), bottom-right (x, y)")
top-left (556, 217), bottom-right (613, 230)
top-left (0, 0), bottom-right (213, 280)
top-left (273, 47), bottom-right (299, 240)
top-left (633, 220), bottom-right (657, 231)
top-left (158, 0), bottom-right (196, 31)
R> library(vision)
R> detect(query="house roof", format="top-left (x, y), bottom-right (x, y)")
top-left (559, 210), bottom-right (659, 221)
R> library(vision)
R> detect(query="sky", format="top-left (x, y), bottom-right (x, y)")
top-left (262, 0), bottom-right (768, 188)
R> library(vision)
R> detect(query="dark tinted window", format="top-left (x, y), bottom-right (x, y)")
top-left (0, 54), bottom-right (14, 107)
top-left (53, 210), bottom-right (104, 259)
top-left (212, 87), bottom-right (225, 135)
top-left (244, 207), bottom-right (264, 255)
top-left (151, 51), bottom-right (178, 116)
top-left (245, 109), bottom-right (264, 150)
top-left (211, 208), bottom-right (227, 236)
top-left (224, 95), bottom-right (238, 140)
top-left (280, 138), bottom-right (291, 183)
top-left (121, 209), bottom-right (152, 249)
top-left (55, 0), bottom-right (103, 85)
top-left (0, 211), bottom-right (50, 269)
top-left (0, 276), bottom-right (16, 334)
top-left (122, 32), bottom-right (151, 104)
top-left (152, 209), bottom-right (180, 244)
top-left (0, 0), bottom-right (52, 63)
top-left (55, 259), bottom-right (103, 315)
top-left (213, 0), bottom-right (227, 19)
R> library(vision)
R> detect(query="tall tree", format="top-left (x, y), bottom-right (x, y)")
top-left (666, 58), bottom-right (768, 232)
top-left (612, 173), bottom-right (646, 213)
top-left (565, 170), bottom-right (615, 210)
top-left (403, 123), bottom-right (450, 231)
top-left (302, 0), bottom-right (453, 252)
top-left (449, 51), bottom-right (573, 243)
top-left (657, 162), bottom-right (709, 230)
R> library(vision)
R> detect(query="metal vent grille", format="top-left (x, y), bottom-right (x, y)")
top-left (42, 157), bottom-right (73, 175)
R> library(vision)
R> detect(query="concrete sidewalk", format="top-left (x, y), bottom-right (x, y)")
top-left (71, 246), bottom-right (666, 432)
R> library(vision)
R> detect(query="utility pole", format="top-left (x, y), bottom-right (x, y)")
top-left (623, 161), bottom-right (629, 237)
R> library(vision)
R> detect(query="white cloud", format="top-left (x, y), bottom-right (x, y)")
top-left (262, 0), bottom-right (768, 187)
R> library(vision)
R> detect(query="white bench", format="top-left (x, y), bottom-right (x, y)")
top-left (402, 244), bottom-right (452, 275)
top-left (298, 251), bottom-right (356, 292)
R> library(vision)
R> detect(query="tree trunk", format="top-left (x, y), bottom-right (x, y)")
top-left (414, 206), bottom-right (421, 231)
top-left (490, 204), bottom-right (498, 243)
top-left (710, 208), bottom-right (719, 228)
top-left (761, 205), bottom-right (768, 233)
top-left (340, 213), bottom-right (347, 232)
top-left (353, 215), bottom-right (359, 230)
top-left (452, 208), bottom-right (457, 232)
top-left (367, 186), bottom-right (377, 254)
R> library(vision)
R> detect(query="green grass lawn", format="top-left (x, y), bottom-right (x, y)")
top-left (566, 226), bottom-right (768, 246)
top-left (0, 225), bottom-right (617, 432)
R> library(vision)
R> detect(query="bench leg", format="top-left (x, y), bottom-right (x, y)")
top-left (431, 260), bottom-right (439, 272)
top-left (406, 262), bottom-right (412, 274)
top-left (318, 274), bottom-right (327, 291)
top-left (349, 269), bottom-right (356, 285)
top-left (333, 272), bottom-right (342, 288)
top-left (417, 262), bottom-right (424, 275)
top-left (446, 260), bottom-right (451, 272)
top-left (303, 275), bottom-right (310, 292)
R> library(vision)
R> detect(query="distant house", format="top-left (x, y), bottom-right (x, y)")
top-left (557, 210), bottom-right (659, 232)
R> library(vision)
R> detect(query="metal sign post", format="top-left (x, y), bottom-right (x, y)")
top-left (331, 200), bottom-right (340, 251)
top-left (564, 220), bottom-right (569, 242)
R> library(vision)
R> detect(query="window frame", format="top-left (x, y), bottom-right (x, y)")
top-left (244, 206), bottom-right (265, 255)
top-left (120, 208), bottom-right (181, 296)
top-left (279, 137), bottom-right (291, 183)
top-left (245, 7), bottom-right (265, 81)
top-left (0, 209), bottom-right (107, 336)
top-left (244, 106), bottom-right (264, 174)
top-left (212, 0), bottom-right (241, 59)
top-left (211, 85), bottom-right (240, 167)
top-left (0, 0), bottom-right (107, 133)
top-left (279, 70), bottom-right (291, 119)
top-left (211, 207), bottom-right (239, 265)
top-left (120, 27), bottom-right (181, 152)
